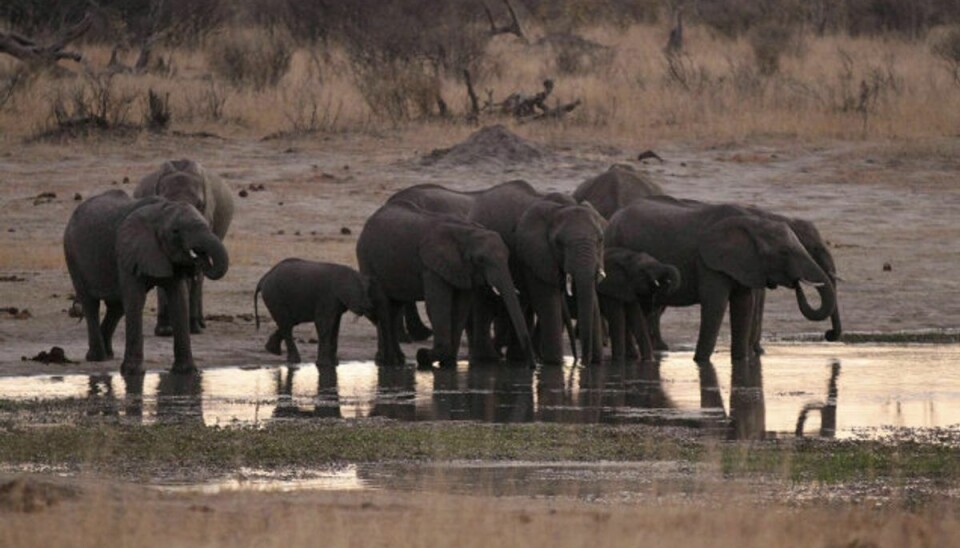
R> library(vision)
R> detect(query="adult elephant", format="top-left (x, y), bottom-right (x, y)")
top-left (356, 200), bottom-right (535, 369)
top-left (606, 196), bottom-right (836, 367)
top-left (64, 190), bottom-right (229, 375)
top-left (134, 159), bottom-right (234, 335)
top-left (388, 180), bottom-right (605, 365)
top-left (644, 199), bottom-right (843, 352)
top-left (571, 164), bottom-right (665, 220)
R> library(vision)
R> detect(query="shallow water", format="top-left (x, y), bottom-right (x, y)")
top-left (2, 344), bottom-right (959, 439)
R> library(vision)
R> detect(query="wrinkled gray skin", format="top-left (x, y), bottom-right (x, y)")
top-left (606, 196), bottom-right (836, 367)
top-left (645, 199), bottom-right (843, 353)
top-left (134, 159), bottom-right (234, 336)
top-left (64, 190), bottom-right (229, 375)
top-left (571, 164), bottom-right (665, 220)
top-left (598, 247), bottom-right (681, 361)
top-left (356, 200), bottom-right (535, 368)
top-left (255, 258), bottom-right (376, 367)
top-left (388, 180), bottom-right (606, 365)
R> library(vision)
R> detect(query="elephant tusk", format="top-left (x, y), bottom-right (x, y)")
top-left (597, 268), bottom-right (606, 282)
top-left (491, 286), bottom-right (501, 296)
top-left (653, 280), bottom-right (661, 288)
top-left (189, 249), bottom-right (198, 259)
top-left (800, 279), bottom-right (826, 288)
top-left (565, 274), bottom-right (574, 297)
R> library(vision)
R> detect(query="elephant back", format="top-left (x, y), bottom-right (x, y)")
top-left (573, 164), bottom-right (665, 220)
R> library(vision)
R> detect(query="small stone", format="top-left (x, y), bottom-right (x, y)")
top-left (239, 189), bottom-right (249, 198)
top-left (882, 262), bottom-right (892, 272)
top-left (122, 176), bottom-right (130, 184)
top-left (277, 230), bottom-right (285, 235)
top-left (294, 230), bottom-right (301, 236)
top-left (310, 230), bottom-right (317, 236)
top-left (340, 226), bottom-right (351, 235)
top-left (343, 165), bottom-right (350, 170)
top-left (278, 201), bottom-right (284, 206)
top-left (7, 228), bottom-right (14, 232)
top-left (73, 193), bottom-right (82, 201)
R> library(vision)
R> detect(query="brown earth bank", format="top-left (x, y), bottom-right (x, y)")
top-left (1, 128), bottom-right (959, 376)
top-left (0, 474), bottom-right (958, 548)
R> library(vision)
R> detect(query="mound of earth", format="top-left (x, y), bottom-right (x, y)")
top-left (421, 125), bottom-right (548, 166)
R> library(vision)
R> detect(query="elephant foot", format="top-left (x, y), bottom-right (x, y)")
top-left (86, 348), bottom-right (108, 362)
top-left (753, 343), bottom-right (766, 356)
top-left (120, 360), bottom-right (145, 376)
top-left (375, 350), bottom-right (406, 367)
top-left (189, 319), bottom-right (204, 335)
top-left (171, 360), bottom-right (198, 374)
top-left (469, 345), bottom-right (501, 363)
top-left (286, 352), bottom-right (302, 365)
top-left (265, 342), bottom-right (282, 356)
top-left (315, 359), bottom-right (337, 369)
top-left (825, 329), bottom-right (841, 342)
top-left (154, 324), bottom-right (174, 337)
top-left (416, 348), bottom-right (433, 369)
top-left (653, 339), bottom-right (670, 352)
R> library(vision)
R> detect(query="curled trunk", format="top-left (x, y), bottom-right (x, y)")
top-left (795, 280), bottom-right (836, 323)
top-left (192, 233), bottom-right (229, 280)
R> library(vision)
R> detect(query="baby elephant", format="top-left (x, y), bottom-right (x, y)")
top-left (598, 247), bottom-right (681, 361)
top-left (255, 259), bottom-right (376, 367)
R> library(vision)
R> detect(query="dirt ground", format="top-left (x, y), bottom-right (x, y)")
top-left (1, 128), bottom-right (959, 376)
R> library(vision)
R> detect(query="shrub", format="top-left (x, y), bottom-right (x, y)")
top-left (207, 29), bottom-right (292, 90)
top-left (933, 27), bottom-right (960, 85)
top-left (750, 23), bottom-right (792, 76)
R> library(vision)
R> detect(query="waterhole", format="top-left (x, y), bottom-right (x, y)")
top-left (2, 344), bottom-right (958, 440)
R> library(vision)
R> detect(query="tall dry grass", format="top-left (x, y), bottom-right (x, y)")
top-left (2, 23), bottom-right (960, 143)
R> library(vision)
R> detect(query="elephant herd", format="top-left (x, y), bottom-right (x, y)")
top-left (64, 160), bottom-right (841, 377)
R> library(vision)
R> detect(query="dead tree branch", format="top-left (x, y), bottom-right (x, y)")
top-left (483, 0), bottom-right (527, 43)
top-left (0, 13), bottom-right (92, 68)
top-left (464, 69), bottom-right (481, 123)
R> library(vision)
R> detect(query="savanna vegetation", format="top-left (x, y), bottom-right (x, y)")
top-left (3, 0), bottom-right (960, 142)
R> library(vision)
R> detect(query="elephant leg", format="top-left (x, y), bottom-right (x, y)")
top-left (729, 354), bottom-right (765, 440)
top-left (421, 273), bottom-right (455, 368)
top-left (600, 296), bottom-right (626, 362)
top-left (100, 301), bottom-right (124, 359)
top-left (650, 305), bottom-right (669, 351)
top-left (265, 329), bottom-right (283, 355)
top-left (81, 296), bottom-right (108, 362)
top-left (189, 274), bottom-right (204, 334)
top-left (693, 277), bottom-right (731, 366)
top-left (154, 286), bottom-right (173, 337)
top-left (403, 303), bottom-right (433, 342)
top-left (120, 277), bottom-right (147, 376)
top-left (468, 289), bottom-right (499, 362)
top-left (315, 312), bottom-right (342, 368)
top-left (375, 299), bottom-right (405, 366)
top-left (589, 300), bottom-right (604, 365)
top-left (282, 326), bottom-right (302, 365)
top-left (166, 279), bottom-right (197, 373)
top-left (698, 361), bottom-right (726, 411)
top-left (527, 280), bottom-right (563, 365)
top-left (751, 288), bottom-right (766, 356)
top-left (626, 303), bottom-right (654, 362)
top-left (449, 289), bottom-right (472, 367)
top-left (729, 287), bottom-right (757, 363)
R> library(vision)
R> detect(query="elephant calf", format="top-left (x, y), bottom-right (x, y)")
top-left (597, 247), bottom-right (681, 361)
top-left (64, 190), bottom-right (229, 375)
top-left (255, 259), bottom-right (375, 367)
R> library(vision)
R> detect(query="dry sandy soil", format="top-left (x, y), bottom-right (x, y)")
top-left (1, 128), bottom-right (959, 376)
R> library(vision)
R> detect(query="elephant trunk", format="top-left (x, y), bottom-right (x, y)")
top-left (190, 232), bottom-right (229, 280)
top-left (795, 279), bottom-right (836, 323)
top-left (566, 240), bottom-right (600, 365)
top-left (487, 268), bottom-right (536, 368)
top-left (659, 265), bottom-right (682, 298)
top-left (825, 278), bottom-right (842, 341)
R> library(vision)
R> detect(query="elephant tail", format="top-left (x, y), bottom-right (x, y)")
top-left (254, 282), bottom-right (262, 331)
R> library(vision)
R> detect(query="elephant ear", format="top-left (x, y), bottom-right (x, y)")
top-left (419, 229), bottom-right (473, 289)
top-left (117, 205), bottom-right (173, 279)
top-left (698, 217), bottom-right (765, 288)
top-left (515, 202), bottom-right (561, 285)
top-left (597, 258), bottom-right (636, 302)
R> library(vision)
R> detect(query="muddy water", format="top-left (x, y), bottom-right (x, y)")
top-left (2, 344), bottom-right (959, 439)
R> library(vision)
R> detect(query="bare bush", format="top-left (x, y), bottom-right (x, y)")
top-left (353, 57), bottom-right (441, 124)
top-left (750, 23), bottom-right (792, 76)
top-left (662, 53), bottom-right (711, 93)
top-left (41, 73), bottom-right (138, 138)
top-left (0, 66), bottom-right (30, 109)
top-left (207, 29), bottom-right (292, 90)
top-left (144, 88), bottom-right (170, 132)
top-left (933, 27), bottom-right (960, 85)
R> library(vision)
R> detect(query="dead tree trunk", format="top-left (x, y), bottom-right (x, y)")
top-left (483, 0), bottom-right (528, 43)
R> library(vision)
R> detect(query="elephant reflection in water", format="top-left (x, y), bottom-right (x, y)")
top-left (272, 367), bottom-right (342, 420)
top-left (575, 360), bottom-right (676, 424)
top-left (120, 371), bottom-right (204, 424)
top-left (369, 367), bottom-right (417, 421)
top-left (426, 364), bottom-right (535, 423)
top-left (86, 374), bottom-right (120, 417)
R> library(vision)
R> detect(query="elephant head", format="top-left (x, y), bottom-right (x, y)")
top-left (421, 224), bottom-right (536, 367)
top-left (343, 275), bottom-right (377, 320)
top-left (788, 219), bottom-right (842, 341)
top-left (699, 216), bottom-right (836, 322)
top-left (600, 247), bottom-right (682, 303)
top-left (516, 200), bottom-right (607, 364)
top-left (153, 159), bottom-right (207, 214)
top-left (117, 200), bottom-right (229, 281)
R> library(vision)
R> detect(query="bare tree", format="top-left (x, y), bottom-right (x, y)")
top-left (0, 13), bottom-right (92, 69)
top-left (665, 4), bottom-right (683, 54)
top-left (483, 0), bottom-right (527, 43)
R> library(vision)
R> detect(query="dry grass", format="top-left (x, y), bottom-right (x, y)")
top-left (0, 478), bottom-right (957, 548)
top-left (2, 24), bottom-right (959, 143)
